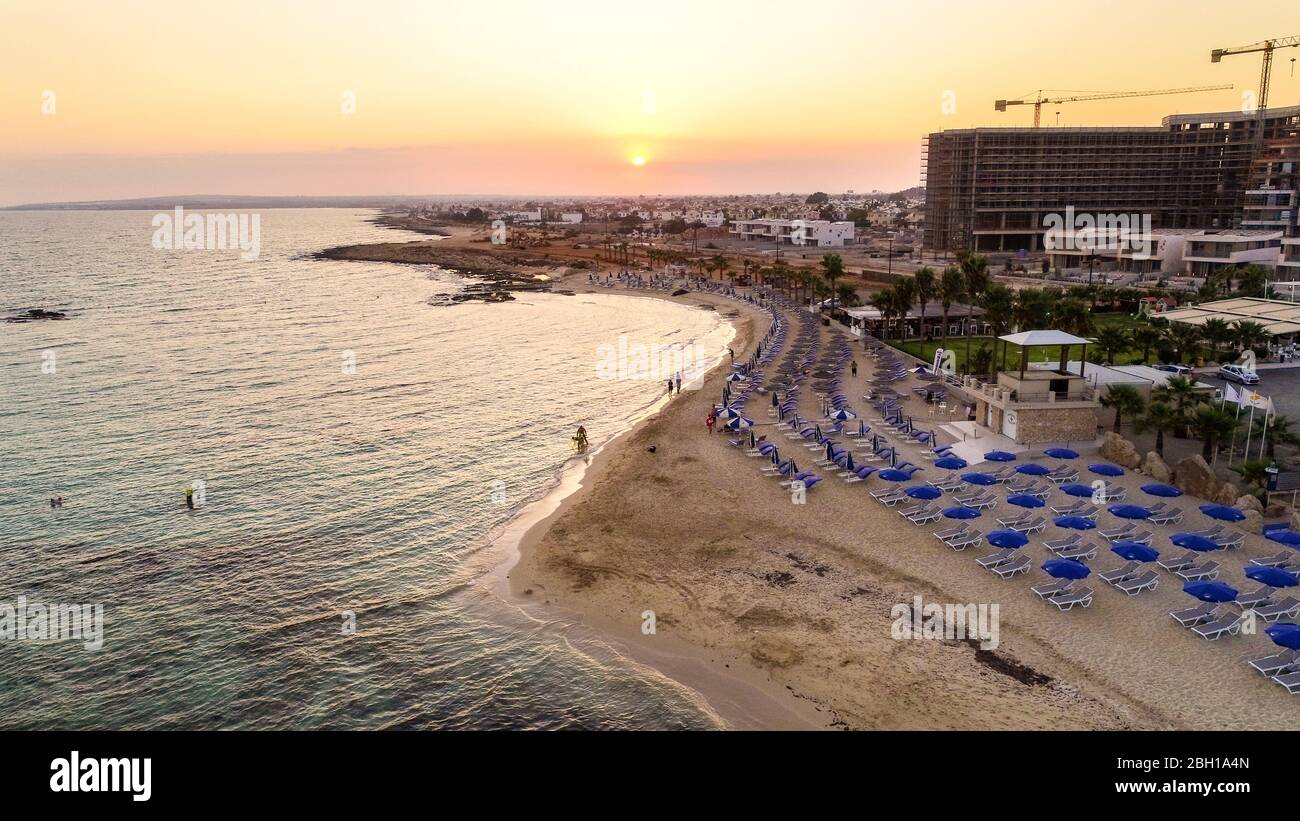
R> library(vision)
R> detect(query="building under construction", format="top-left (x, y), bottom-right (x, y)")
top-left (921, 105), bottom-right (1300, 254)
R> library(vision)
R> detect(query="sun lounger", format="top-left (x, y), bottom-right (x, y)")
top-left (1148, 504), bottom-right (1184, 526)
top-left (1233, 585), bottom-right (1275, 610)
top-left (1256, 596), bottom-right (1300, 623)
top-left (1003, 478), bottom-right (1035, 494)
top-left (902, 504), bottom-right (941, 525)
top-left (958, 492), bottom-right (997, 511)
top-left (1213, 532), bottom-right (1244, 550)
top-left (1170, 603), bottom-right (1220, 627)
top-left (871, 486), bottom-right (905, 500)
top-left (1099, 523), bottom-right (1136, 541)
top-left (1009, 516), bottom-right (1046, 534)
top-left (1099, 561), bottom-right (1140, 585)
top-left (1043, 533), bottom-right (1083, 552)
top-left (1191, 613), bottom-right (1242, 640)
top-left (1248, 649), bottom-right (1299, 677)
top-left (1048, 586), bottom-right (1094, 610)
top-left (975, 549), bottom-right (1018, 569)
top-left (1100, 482), bottom-right (1127, 502)
top-left (1114, 570), bottom-right (1159, 596)
top-left (1122, 529), bottom-right (1153, 546)
top-left (997, 512), bottom-right (1032, 528)
top-left (1031, 579), bottom-right (1074, 599)
top-left (1054, 543), bottom-right (1099, 561)
top-left (1271, 671), bottom-right (1300, 694)
top-left (933, 525), bottom-right (967, 542)
top-left (945, 531), bottom-right (983, 551)
top-left (1176, 561), bottom-right (1221, 581)
top-left (1157, 550), bottom-right (1198, 573)
top-left (988, 468), bottom-right (1016, 483)
top-left (1049, 500), bottom-right (1088, 516)
top-left (1250, 551), bottom-right (1299, 568)
top-left (1188, 524), bottom-right (1224, 539)
top-left (1046, 467), bottom-right (1079, 484)
top-left (991, 554), bottom-right (1031, 578)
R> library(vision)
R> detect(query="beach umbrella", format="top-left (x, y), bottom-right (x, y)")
top-left (877, 468), bottom-right (915, 482)
top-left (1140, 483), bottom-right (1183, 498)
top-left (1108, 504), bottom-right (1153, 520)
top-left (842, 452), bottom-right (856, 472)
top-left (1182, 581), bottom-right (1238, 603)
top-left (725, 417), bottom-right (754, 430)
top-left (961, 472), bottom-right (998, 486)
top-left (942, 506), bottom-right (982, 520)
top-left (987, 530), bottom-right (1029, 549)
top-left (1264, 529), bottom-right (1300, 547)
top-left (1265, 623), bottom-right (1300, 651)
top-left (1055, 515), bottom-right (1097, 530)
top-left (1088, 463), bottom-right (1125, 477)
top-left (1199, 503), bottom-right (1246, 522)
top-left (1044, 447), bottom-right (1079, 459)
top-left (935, 456), bottom-right (968, 470)
top-left (726, 372), bottom-right (747, 382)
top-left (1042, 558), bottom-right (1091, 580)
top-left (984, 450), bottom-right (1017, 462)
top-left (716, 406), bottom-right (743, 420)
top-left (1111, 542), bottom-right (1160, 562)
top-left (1015, 464), bottom-right (1052, 476)
top-left (1007, 494), bottom-right (1046, 508)
top-left (1170, 533), bottom-right (1219, 552)
top-left (906, 485), bottom-right (943, 500)
top-left (1245, 565), bottom-right (1299, 588)
top-left (829, 408), bottom-right (856, 421)
top-left (825, 441), bottom-right (838, 461)
top-left (1060, 483), bottom-right (1097, 498)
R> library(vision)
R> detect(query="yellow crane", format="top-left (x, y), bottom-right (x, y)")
top-left (1211, 36), bottom-right (1300, 116)
top-left (994, 85), bottom-right (1233, 127)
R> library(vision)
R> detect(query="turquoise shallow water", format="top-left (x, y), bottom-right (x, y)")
top-left (0, 209), bottom-right (731, 729)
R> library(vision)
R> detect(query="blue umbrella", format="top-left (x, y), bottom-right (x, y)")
top-left (1042, 558), bottom-right (1091, 580)
top-left (961, 472), bottom-right (998, 486)
top-left (906, 485), bottom-right (943, 500)
top-left (985, 450), bottom-right (1017, 462)
top-left (935, 456), bottom-right (968, 470)
top-left (1088, 463), bottom-right (1125, 477)
top-left (1044, 447), bottom-right (1080, 459)
top-left (1171, 533), bottom-right (1219, 552)
top-left (842, 452), bottom-right (855, 472)
top-left (1265, 623), bottom-right (1300, 650)
top-left (725, 416), bottom-right (754, 430)
top-left (877, 469), bottom-right (914, 482)
top-left (1060, 483), bottom-right (1097, 498)
top-left (1111, 541), bottom-right (1160, 562)
top-left (1055, 515), bottom-right (1097, 530)
top-left (716, 406), bottom-right (744, 420)
top-left (1015, 463), bottom-right (1052, 476)
top-left (1108, 504), bottom-right (1153, 520)
top-left (1265, 529), bottom-right (1300, 547)
top-left (1199, 503), bottom-right (1246, 522)
top-left (1245, 565), bottom-right (1299, 588)
top-left (1007, 494), bottom-right (1046, 508)
top-left (942, 506), bottom-right (982, 520)
top-left (987, 529), bottom-right (1029, 548)
top-left (829, 408), bottom-right (856, 421)
top-left (1140, 483), bottom-right (1183, 498)
top-left (1183, 581), bottom-right (1238, 603)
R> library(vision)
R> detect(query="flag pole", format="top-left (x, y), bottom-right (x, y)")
top-left (1227, 392), bottom-right (1242, 466)
top-left (1259, 399), bottom-right (1271, 461)
top-left (1242, 404), bottom-right (1255, 465)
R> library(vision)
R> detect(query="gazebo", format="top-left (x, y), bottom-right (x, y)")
top-left (998, 329), bottom-right (1092, 380)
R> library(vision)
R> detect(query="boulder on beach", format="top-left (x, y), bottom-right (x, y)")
top-left (1100, 432), bottom-right (1141, 469)
top-left (1239, 509), bottom-right (1264, 534)
top-left (1141, 451), bottom-right (1172, 483)
top-left (1173, 455), bottom-right (1219, 500)
top-left (1291, 508), bottom-right (1300, 531)
top-left (1215, 483), bottom-right (1239, 506)
top-left (1235, 494), bottom-right (1264, 514)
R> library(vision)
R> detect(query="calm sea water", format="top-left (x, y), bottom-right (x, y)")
top-left (0, 209), bottom-right (732, 729)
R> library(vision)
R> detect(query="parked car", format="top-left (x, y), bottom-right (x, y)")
top-left (1153, 363), bottom-right (1193, 376)
top-left (1218, 364), bottom-right (1260, 385)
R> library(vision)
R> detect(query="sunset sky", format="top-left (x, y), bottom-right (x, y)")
top-left (2, 0), bottom-right (1297, 205)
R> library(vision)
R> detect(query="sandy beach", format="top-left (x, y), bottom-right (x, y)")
top-left (328, 223), bottom-right (1299, 731)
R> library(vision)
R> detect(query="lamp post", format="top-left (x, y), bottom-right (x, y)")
top-left (887, 231), bottom-right (896, 277)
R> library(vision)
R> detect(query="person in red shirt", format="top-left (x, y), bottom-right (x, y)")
top-left (706, 412), bottom-right (716, 434)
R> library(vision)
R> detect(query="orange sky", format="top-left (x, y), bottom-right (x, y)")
top-left (2, 0), bottom-right (1297, 204)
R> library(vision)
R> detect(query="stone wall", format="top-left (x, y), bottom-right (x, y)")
top-left (1013, 406), bottom-right (1099, 444)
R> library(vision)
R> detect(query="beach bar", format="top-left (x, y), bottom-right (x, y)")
top-left (965, 330), bottom-right (1101, 444)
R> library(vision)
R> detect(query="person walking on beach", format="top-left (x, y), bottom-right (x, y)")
top-left (705, 411), bottom-right (716, 434)
top-left (675, 372), bottom-right (682, 394)
top-left (666, 378), bottom-right (674, 396)
top-left (728, 346), bottom-right (734, 363)
top-left (573, 425), bottom-right (588, 453)
top-left (851, 360), bottom-right (858, 378)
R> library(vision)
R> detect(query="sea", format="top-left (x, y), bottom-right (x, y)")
top-left (0, 208), bottom-right (734, 729)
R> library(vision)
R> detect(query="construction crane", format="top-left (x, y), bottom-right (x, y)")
top-left (994, 85), bottom-right (1233, 127)
top-left (1211, 36), bottom-right (1300, 117)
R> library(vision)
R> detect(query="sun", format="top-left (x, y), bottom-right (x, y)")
top-left (631, 155), bottom-right (646, 166)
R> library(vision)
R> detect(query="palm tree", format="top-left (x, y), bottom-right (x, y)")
top-left (870, 289), bottom-right (895, 340)
top-left (1163, 323), bottom-right (1203, 365)
top-left (1136, 400), bottom-right (1180, 457)
top-left (1095, 326), bottom-right (1131, 365)
top-left (936, 265), bottom-right (966, 350)
top-left (1014, 287), bottom-right (1053, 331)
top-left (1201, 317), bottom-right (1232, 358)
top-left (912, 267), bottom-right (936, 341)
top-left (892, 278), bottom-right (917, 342)
top-left (820, 253), bottom-right (844, 302)
top-left (1235, 264), bottom-right (1269, 298)
top-left (712, 254), bottom-right (731, 284)
top-left (1189, 403), bottom-right (1239, 462)
top-left (958, 250), bottom-right (990, 299)
top-left (836, 283), bottom-right (860, 308)
top-left (1100, 384), bottom-right (1145, 433)
top-left (1251, 414), bottom-right (1300, 459)
top-left (1131, 325), bottom-right (1162, 364)
top-left (981, 284), bottom-right (1016, 371)
top-left (1233, 320), bottom-right (1269, 358)
top-left (1152, 374), bottom-right (1201, 438)
top-left (1230, 459), bottom-right (1273, 502)
top-left (1055, 297), bottom-right (1093, 337)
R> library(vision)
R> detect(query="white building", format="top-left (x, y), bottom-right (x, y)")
top-left (729, 218), bottom-right (856, 247)
top-left (560, 212), bottom-right (584, 224)
top-left (1183, 230), bottom-right (1282, 276)
top-left (503, 209), bottom-right (542, 223)
top-left (701, 210), bottom-right (727, 228)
